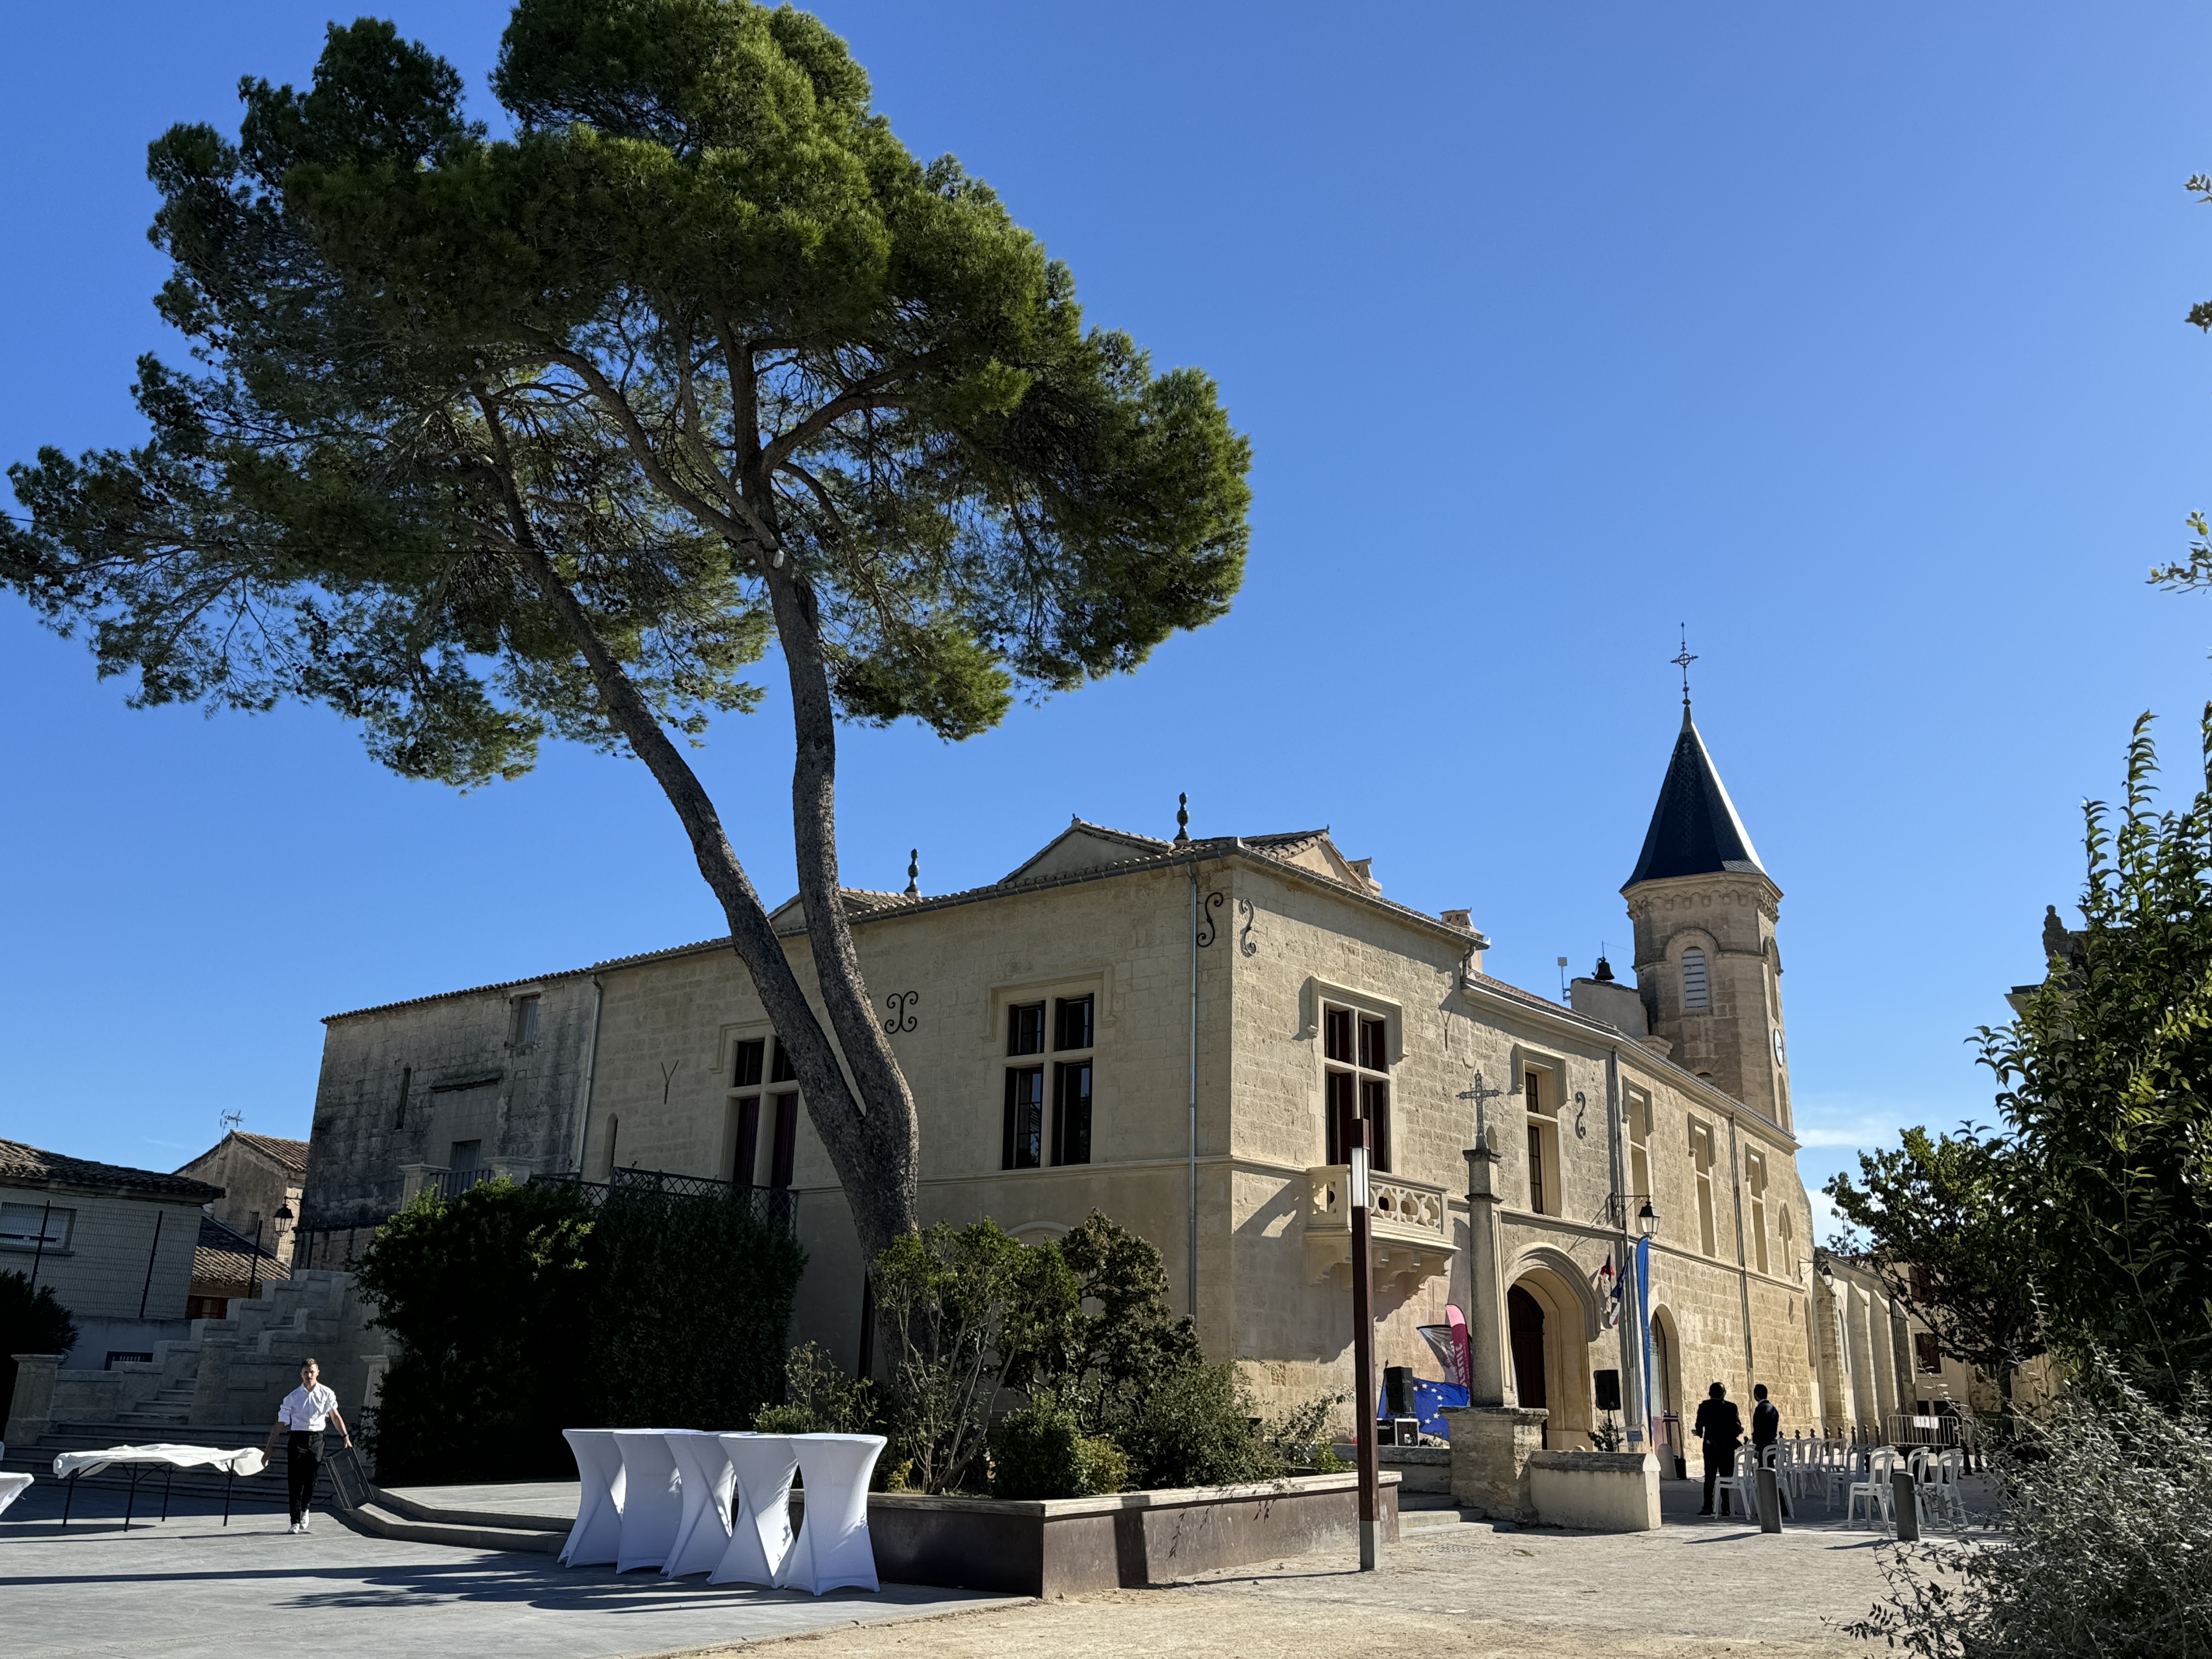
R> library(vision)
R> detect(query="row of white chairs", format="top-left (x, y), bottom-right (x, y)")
top-left (561, 1428), bottom-right (886, 1594)
top-left (1707, 1438), bottom-right (1971, 1532)
top-left (1839, 1446), bottom-right (1969, 1530)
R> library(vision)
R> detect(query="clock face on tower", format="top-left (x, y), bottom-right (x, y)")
top-left (1772, 1029), bottom-right (1786, 1065)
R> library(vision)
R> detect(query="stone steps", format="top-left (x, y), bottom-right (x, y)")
top-left (335, 1496), bottom-right (566, 1555)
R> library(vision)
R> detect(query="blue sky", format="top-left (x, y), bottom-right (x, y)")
top-left (3, 3), bottom-right (2209, 1228)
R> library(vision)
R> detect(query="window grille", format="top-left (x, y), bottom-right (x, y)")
top-left (1680, 947), bottom-right (1710, 1009)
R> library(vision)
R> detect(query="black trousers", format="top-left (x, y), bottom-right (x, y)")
top-left (1701, 1444), bottom-right (1737, 1514)
top-left (286, 1430), bottom-right (323, 1523)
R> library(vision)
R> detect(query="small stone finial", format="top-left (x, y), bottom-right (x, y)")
top-left (1173, 792), bottom-right (1190, 845)
top-left (904, 849), bottom-right (919, 898)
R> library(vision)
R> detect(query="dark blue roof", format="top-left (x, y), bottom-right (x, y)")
top-left (1624, 707), bottom-right (1768, 887)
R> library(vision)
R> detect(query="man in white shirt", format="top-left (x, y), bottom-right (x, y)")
top-left (262, 1358), bottom-right (351, 1533)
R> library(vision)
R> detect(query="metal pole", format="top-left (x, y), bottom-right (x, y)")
top-left (1187, 849), bottom-right (1200, 1322)
top-left (249, 1217), bottom-right (262, 1300)
top-left (1350, 1118), bottom-right (1379, 1572)
top-left (27, 1200), bottom-right (52, 1292)
top-left (137, 1209), bottom-right (165, 1319)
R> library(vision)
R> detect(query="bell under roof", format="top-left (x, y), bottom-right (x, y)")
top-left (1624, 704), bottom-right (1769, 889)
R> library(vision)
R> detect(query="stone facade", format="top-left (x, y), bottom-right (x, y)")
top-left (303, 765), bottom-right (1836, 1449)
top-left (176, 1130), bottom-right (307, 1267)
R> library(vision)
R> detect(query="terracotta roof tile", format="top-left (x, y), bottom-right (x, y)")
top-left (0, 1139), bottom-right (224, 1203)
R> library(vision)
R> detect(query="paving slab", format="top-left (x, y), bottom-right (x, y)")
top-left (0, 1479), bottom-right (1018, 1659)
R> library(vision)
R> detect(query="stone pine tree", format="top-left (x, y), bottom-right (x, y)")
top-left (0, 4), bottom-right (1251, 1260)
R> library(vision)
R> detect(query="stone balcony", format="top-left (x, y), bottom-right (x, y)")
top-left (1304, 1164), bottom-right (1455, 1290)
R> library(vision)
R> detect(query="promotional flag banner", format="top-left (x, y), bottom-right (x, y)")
top-left (1636, 1235), bottom-right (1654, 1442)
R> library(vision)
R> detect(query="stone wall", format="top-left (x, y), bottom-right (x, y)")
top-left (0, 1188), bottom-right (205, 1323)
top-left (304, 972), bottom-right (599, 1225)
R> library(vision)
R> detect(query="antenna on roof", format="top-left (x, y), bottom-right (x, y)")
top-left (219, 1109), bottom-right (243, 1135)
top-left (904, 849), bottom-right (919, 898)
top-left (1173, 792), bottom-right (1189, 845)
top-left (1671, 624), bottom-right (1698, 709)
top-left (1556, 956), bottom-right (1570, 1002)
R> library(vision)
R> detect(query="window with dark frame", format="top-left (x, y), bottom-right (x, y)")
top-left (1322, 1005), bottom-right (1390, 1171)
top-left (729, 1036), bottom-right (799, 1189)
top-left (1913, 1331), bottom-right (1943, 1375)
top-left (510, 994), bottom-right (539, 1050)
top-left (1526, 1121), bottom-right (1546, 1214)
top-left (1003, 994), bottom-right (1096, 1169)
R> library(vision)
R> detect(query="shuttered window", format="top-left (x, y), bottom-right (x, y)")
top-left (1680, 946), bottom-right (1711, 1010)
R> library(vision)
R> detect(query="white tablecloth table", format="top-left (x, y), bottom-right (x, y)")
top-left (48, 1443), bottom-right (267, 1528)
top-left (612, 1429), bottom-right (685, 1572)
top-left (662, 1431), bottom-right (736, 1578)
top-left (777, 1435), bottom-right (886, 1595)
top-left (0, 1472), bottom-right (32, 1518)
top-left (560, 1429), bottom-right (627, 1566)
top-left (709, 1432), bottom-right (798, 1587)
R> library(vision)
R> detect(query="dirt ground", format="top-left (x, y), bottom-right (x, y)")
top-left (685, 1509), bottom-right (1897, 1658)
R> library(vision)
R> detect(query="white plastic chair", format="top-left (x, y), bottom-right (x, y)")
top-left (1846, 1447), bottom-right (1897, 1528)
top-left (1712, 1443), bottom-right (1757, 1519)
top-left (560, 1429), bottom-right (626, 1567)
top-left (1925, 1447), bottom-right (1967, 1527)
top-left (612, 1429), bottom-right (685, 1572)
top-left (777, 1434), bottom-right (886, 1595)
top-left (711, 1432), bottom-right (799, 1587)
top-left (1825, 1442), bottom-right (1864, 1508)
top-left (663, 1431), bottom-right (737, 1578)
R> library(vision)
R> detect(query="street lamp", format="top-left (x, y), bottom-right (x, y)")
top-left (1348, 1118), bottom-right (1379, 1573)
top-left (1637, 1199), bottom-right (1658, 1240)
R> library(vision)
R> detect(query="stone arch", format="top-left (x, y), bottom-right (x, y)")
top-left (1505, 1246), bottom-right (1599, 1448)
top-left (1006, 1220), bottom-right (1070, 1245)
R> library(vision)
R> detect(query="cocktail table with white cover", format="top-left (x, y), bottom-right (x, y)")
top-left (0, 1472), bottom-right (32, 1517)
top-left (710, 1432), bottom-right (798, 1587)
top-left (777, 1434), bottom-right (887, 1595)
top-left (662, 1430), bottom-right (737, 1577)
top-left (50, 1444), bottom-right (266, 1480)
top-left (560, 1429), bottom-right (627, 1566)
top-left (612, 1429), bottom-right (687, 1572)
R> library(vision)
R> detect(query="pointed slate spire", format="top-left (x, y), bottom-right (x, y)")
top-left (1624, 704), bottom-right (1768, 887)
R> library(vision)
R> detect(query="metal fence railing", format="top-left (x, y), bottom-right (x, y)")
top-left (294, 1222), bottom-right (379, 1272)
top-left (535, 1166), bottom-right (797, 1233)
top-left (428, 1166), bottom-right (500, 1200)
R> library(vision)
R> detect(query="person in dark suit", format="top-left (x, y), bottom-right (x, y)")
top-left (1751, 1383), bottom-right (1780, 1451)
top-left (1694, 1381), bottom-right (1743, 1516)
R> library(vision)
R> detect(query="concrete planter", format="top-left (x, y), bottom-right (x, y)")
top-left (857, 1470), bottom-right (1401, 1596)
top-left (1526, 1450), bottom-right (1661, 1531)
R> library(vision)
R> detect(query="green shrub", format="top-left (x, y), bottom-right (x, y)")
top-left (1262, 1390), bottom-right (1348, 1471)
top-left (1112, 1355), bottom-right (1284, 1490)
top-left (988, 1392), bottom-right (1127, 1499)
top-left (1851, 1367), bottom-right (2212, 1657)
top-left (874, 1220), bottom-right (1078, 1492)
top-left (356, 1177), bottom-right (805, 1484)
top-left (755, 1340), bottom-right (877, 1435)
top-left (0, 1268), bottom-right (78, 1429)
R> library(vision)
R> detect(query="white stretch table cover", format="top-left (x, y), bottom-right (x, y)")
top-left (0, 1472), bottom-right (32, 1516)
top-left (613, 1429), bottom-right (686, 1573)
top-left (777, 1435), bottom-right (886, 1595)
top-left (560, 1429), bottom-right (627, 1567)
top-left (662, 1431), bottom-right (736, 1578)
top-left (710, 1434), bottom-right (797, 1587)
top-left (50, 1444), bottom-right (266, 1480)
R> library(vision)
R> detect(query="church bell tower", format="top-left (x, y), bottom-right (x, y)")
top-left (1622, 698), bottom-right (1791, 1130)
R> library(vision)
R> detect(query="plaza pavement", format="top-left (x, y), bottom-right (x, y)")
top-left (3, 1472), bottom-right (1946, 1658)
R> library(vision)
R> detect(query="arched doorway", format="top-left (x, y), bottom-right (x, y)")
top-left (1650, 1307), bottom-right (1683, 1470)
top-left (1509, 1284), bottom-right (1548, 1444)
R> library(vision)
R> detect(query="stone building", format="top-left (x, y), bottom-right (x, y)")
top-left (302, 702), bottom-right (1838, 1448)
top-left (176, 1130), bottom-right (307, 1266)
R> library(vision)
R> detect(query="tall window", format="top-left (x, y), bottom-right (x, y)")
top-left (1778, 1200), bottom-right (1796, 1279)
top-left (1005, 995), bottom-right (1094, 1169)
top-left (1680, 947), bottom-right (1710, 1011)
top-left (1913, 1331), bottom-right (1943, 1375)
top-left (1689, 1118), bottom-right (1718, 1256)
top-left (510, 994), bottom-right (540, 1049)
top-left (1746, 1149), bottom-right (1770, 1274)
top-left (730, 1035), bottom-right (799, 1189)
top-left (1627, 1086), bottom-right (1652, 1227)
top-left (1322, 1006), bottom-right (1390, 1171)
top-left (1524, 1065), bottom-right (1561, 1216)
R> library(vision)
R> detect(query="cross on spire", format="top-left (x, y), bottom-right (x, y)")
top-left (1671, 624), bottom-right (1697, 709)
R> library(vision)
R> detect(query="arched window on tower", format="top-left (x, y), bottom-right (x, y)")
top-left (1680, 946), bottom-right (1711, 1010)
